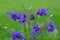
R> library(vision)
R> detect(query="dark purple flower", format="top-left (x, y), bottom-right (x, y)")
top-left (30, 14), bottom-right (35, 20)
top-left (7, 12), bottom-right (18, 21)
top-left (11, 31), bottom-right (23, 40)
top-left (36, 8), bottom-right (48, 16)
top-left (18, 13), bottom-right (26, 24)
top-left (30, 24), bottom-right (40, 36)
top-left (32, 24), bottom-right (40, 32)
top-left (46, 22), bottom-right (56, 32)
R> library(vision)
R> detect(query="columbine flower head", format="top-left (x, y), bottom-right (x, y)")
top-left (18, 13), bottom-right (26, 24)
top-left (32, 24), bottom-right (40, 32)
top-left (36, 8), bottom-right (48, 16)
top-left (11, 31), bottom-right (23, 40)
top-left (30, 24), bottom-right (40, 37)
top-left (30, 14), bottom-right (35, 20)
top-left (7, 12), bottom-right (18, 21)
top-left (46, 22), bottom-right (56, 32)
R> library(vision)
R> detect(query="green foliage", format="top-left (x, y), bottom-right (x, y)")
top-left (0, 0), bottom-right (60, 40)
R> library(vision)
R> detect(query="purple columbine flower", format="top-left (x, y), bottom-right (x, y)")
top-left (46, 22), bottom-right (56, 32)
top-left (18, 13), bottom-right (26, 24)
top-left (7, 12), bottom-right (18, 21)
top-left (36, 8), bottom-right (48, 16)
top-left (32, 24), bottom-right (40, 32)
top-left (30, 14), bottom-right (35, 20)
top-left (11, 31), bottom-right (23, 40)
top-left (30, 24), bottom-right (40, 37)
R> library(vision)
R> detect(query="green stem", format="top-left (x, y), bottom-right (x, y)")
top-left (27, 19), bottom-right (31, 40)
top-left (23, 24), bottom-right (27, 39)
top-left (35, 14), bottom-right (37, 24)
top-left (20, 2), bottom-right (29, 40)
top-left (40, 28), bottom-right (43, 40)
top-left (35, 14), bottom-right (43, 40)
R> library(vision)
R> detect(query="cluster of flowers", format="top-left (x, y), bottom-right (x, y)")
top-left (7, 8), bottom-right (56, 40)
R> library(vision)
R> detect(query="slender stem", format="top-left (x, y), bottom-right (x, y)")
top-left (35, 14), bottom-right (37, 24)
top-left (27, 8), bottom-right (32, 40)
top-left (35, 14), bottom-right (43, 40)
top-left (27, 19), bottom-right (31, 40)
top-left (21, 2), bottom-right (31, 40)
top-left (21, 2), bottom-right (30, 40)
top-left (27, 20), bottom-right (30, 34)
top-left (23, 24), bottom-right (27, 39)
top-left (21, 2), bottom-right (26, 12)
top-left (40, 28), bottom-right (43, 40)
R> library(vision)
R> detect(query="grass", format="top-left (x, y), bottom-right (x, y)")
top-left (0, 0), bottom-right (60, 40)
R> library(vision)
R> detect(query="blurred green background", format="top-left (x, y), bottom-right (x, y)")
top-left (0, 0), bottom-right (60, 40)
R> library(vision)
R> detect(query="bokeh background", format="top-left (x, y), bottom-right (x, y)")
top-left (0, 0), bottom-right (60, 40)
